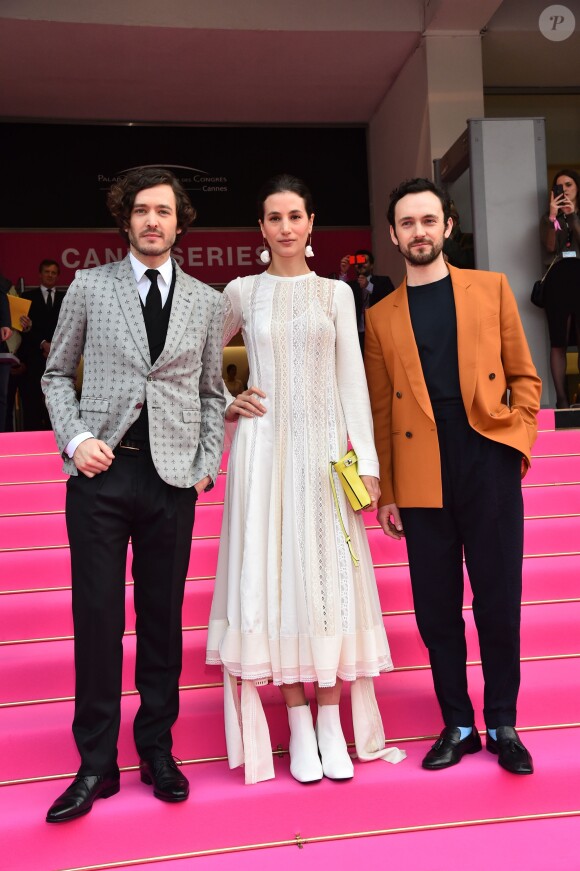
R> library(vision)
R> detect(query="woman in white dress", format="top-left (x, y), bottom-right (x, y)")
top-left (206, 175), bottom-right (405, 784)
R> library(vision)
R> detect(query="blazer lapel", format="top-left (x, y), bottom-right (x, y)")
top-left (114, 256), bottom-right (151, 366)
top-left (153, 263), bottom-right (195, 369)
top-left (449, 265), bottom-right (479, 414)
top-left (390, 281), bottom-right (434, 421)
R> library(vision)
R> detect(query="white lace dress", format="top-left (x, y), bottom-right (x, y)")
top-left (206, 271), bottom-right (405, 782)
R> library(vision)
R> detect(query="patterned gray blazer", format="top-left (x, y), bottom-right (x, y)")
top-left (42, 255), bottom-right (225, 488)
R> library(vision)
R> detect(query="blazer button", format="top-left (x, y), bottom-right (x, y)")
top-left (147, 375), bottom-right (154, 382)
top-left (489, 373), bottom-right (496, 380)
top-left (135, 402), bottom-right (143, 409)
top-left (405, 431), bottom-right (413, 438)
top-left (396, 392), bottom-right (402, 398)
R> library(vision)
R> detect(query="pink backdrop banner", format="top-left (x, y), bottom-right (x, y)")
top-left (0, 228), bottom-right (372, 287)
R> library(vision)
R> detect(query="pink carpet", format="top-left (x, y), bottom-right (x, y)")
top-left (1, 410), bottom-right (579, 870)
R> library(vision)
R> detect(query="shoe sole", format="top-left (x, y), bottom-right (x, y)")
top-left (291, 776), bottom-right (323, 784)
top-left (322, 773), bottom-right (354, 781)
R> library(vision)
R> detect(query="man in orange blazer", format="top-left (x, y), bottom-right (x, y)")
top-left (365, 178), bottom-right (542, 775)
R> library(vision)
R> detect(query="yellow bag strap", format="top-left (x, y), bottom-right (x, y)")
top-left (329, 462), bottom-right (360, 567)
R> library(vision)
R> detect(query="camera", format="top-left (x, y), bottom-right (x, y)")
top-left (348, 254), bottom-right (367, 265)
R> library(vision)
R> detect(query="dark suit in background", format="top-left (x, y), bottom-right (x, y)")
top-left (19, 285), bottom-right (66, 429)
top-left (350, 274), bottom-right (394, 354)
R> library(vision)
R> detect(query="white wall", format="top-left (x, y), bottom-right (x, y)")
top-left (368, 42), bottom-right (432, 285)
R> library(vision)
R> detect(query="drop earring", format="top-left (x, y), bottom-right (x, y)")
top-left (305, 233), bottom-right (314, 258)
top-left (259, 238), bottom-right (271, 265)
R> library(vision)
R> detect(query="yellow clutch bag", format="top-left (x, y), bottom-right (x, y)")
top-left (329, 450), bottom-right (371, 567)
top-left (330, 450), bottom-right (371, 511)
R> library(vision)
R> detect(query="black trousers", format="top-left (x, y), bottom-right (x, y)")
top-left (20, 359), bottom-right (52, 431)
top-left (400, 407), bottom-right (524, 729)
top-left (65, 449), bottom-right (197, 775)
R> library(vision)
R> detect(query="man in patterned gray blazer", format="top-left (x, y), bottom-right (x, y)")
top-left (42, 168), bottom-right (225, 822)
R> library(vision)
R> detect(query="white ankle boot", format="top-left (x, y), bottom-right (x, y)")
top-left (315, 704), bottom-right (354, 780)
top-left (287, 704), bottom-right (323, 783)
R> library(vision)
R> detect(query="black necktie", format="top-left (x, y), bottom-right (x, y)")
top-left (46, 289), bottom-right (53, 310)
top-left (144, 269), bottom-right (162, 319)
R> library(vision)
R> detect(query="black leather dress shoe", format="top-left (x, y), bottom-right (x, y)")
top-left (46, 772), bottom-right (120, 823)
top-left (140, 755), bottom-right (189, 802)
top-left (486, 726), bottom-right (534, 774)
top-left (422, 727), bottom-right (482, 770)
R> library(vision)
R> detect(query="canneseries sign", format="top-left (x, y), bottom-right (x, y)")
top-left (0, 127), bottom-right (374, 287)
top-left (0, 228), bottom-right (372, 289)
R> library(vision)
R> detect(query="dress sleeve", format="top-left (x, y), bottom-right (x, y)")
top-left (223, 278), bottom-right (244, 346)
top-left (333, 280), bottom-right (379, 478)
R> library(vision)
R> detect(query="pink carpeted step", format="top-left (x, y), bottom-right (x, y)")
top-left (2, 544), bottom-right (578, 615)
top-left (521, 515), bottom-right (580, 553)
top-left (0, 537), bottom-right (220, 592)
top-left (0, 482), bottom-right (66, 514)
top-left (522, 483), bottom-right (580, 515)
top-left (524, 454), bottom-right (580, 485)
top-left (1, 441), bottom-right (576, 491)
top-left (0, 431), bottom-right (58, 456)
top-left (0, 454), bottom-right (229, 496)
top-left (0, 546), bottom-right (98, 591)
top-left (117, 816), bottom-right (580, 871)
top-left (0, 727), bottom-right (578, 871)
top-left (533, 429), bottom-right (580, 454)
top-left (537, 408), bottom-right (555, 429)
top-left (1, 483), bottom-right (577, 548)
top-left (1, 483), bottom-right (579, 542)
top-left (1, 656), bottom-right (578, 785)
top-left (0, 453), bottom-right (64, 484)
top-left (0, 512), bottom-right (223, 549)
top-left (2, 547), bottom-right (578, 643)
top-left (6, 510), bottom-right (576, 555)
top-left (0, 578), bottom-right (216, 642)
top-left (2, 601), bottom-right (578, 704)
top-left (521, 552), bottom-right (580, 600)
top-left (366, 516), bottom-right (580, 563)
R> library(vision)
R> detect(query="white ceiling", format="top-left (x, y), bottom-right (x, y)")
top-left (0, 0), bottom-right (578, 126)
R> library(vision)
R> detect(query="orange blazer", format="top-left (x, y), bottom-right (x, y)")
top-left (364, 265), bottom-right (542, 508)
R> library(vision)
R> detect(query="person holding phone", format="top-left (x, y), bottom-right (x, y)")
top-left (206, 174), bottom-right (405, 785)
top-left (338, 250), bottom-right (394, 353)
top-left (540, 168), bottom-right (580, 408)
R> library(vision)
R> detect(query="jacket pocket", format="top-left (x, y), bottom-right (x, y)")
top-left (79, 398), bottom-right (110, 413)
top-left (182, 408), bottom-right (201, 423)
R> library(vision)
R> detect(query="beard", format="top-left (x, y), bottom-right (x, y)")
top-left (128, 230), bottom-right (176, 259)
top-left (400, 237), bottom-right (444, 266)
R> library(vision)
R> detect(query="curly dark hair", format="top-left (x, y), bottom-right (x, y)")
top-left (107, 167), bottom-right (196, 243)
top-left (387, 177), bottom-right (451, 228)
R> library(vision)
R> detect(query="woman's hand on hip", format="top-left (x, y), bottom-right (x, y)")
top-left (225, 385), bottom-right (267, 421)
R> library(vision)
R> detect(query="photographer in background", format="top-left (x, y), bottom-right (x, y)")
top-left (540, 169), bottom-right (580, 409)
top-left (338, 249), bottom-right (394, 353)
